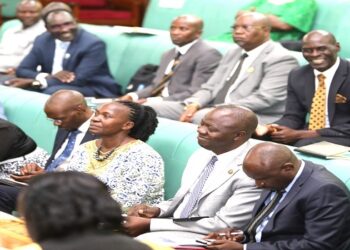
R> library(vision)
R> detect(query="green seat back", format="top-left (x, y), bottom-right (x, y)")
top-left (1, 0), bottom-right (20, 18)
top-left (0, 86), bottom-right (57, 153)
top-left (148, 118), bottom-right (199, 199)
top-left (312, 0), bottom-right (350, 58)
top-left (142, 0), bottom-right (254, 38)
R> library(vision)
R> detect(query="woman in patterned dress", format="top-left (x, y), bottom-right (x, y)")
top-left (65, 100), bottom-right (164, 210)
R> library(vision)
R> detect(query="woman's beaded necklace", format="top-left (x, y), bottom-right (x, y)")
top-left (93, 146), bottom-right (116, 161)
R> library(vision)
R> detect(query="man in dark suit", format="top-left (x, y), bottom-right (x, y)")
top-left (205, 142), bottom-right (350, 250)
top-left (6, 10), bottom-right (121, 98)
top-left (0, 90), bottom-right (97, 213)
top-left (121, 15), bottom-right (222, 103)
top-left (256, 30), bottom-right (350, 146)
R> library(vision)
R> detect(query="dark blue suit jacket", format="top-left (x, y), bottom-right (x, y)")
top-left (275, 59), bottom-right (350, 144)
top-left (44, 127), bottom-right (97, 169)
top-left (16, 28), bottom-right (121, 98)
top-left (245, 161), bottom-right (350, 250)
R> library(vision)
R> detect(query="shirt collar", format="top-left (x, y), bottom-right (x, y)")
top-left (76, 113), bottom-right (94, 134)
top-left (284, 160), bottom-right (305, 193)
top-left (55, 39), bottom-right (71, 49)
top-left (243, 40), bottom-right (272, 59)
top-left (313, 57), bottom-right (340, 80)
top-left (209, 140), bottom-right (251, 165)
top-left (176, 39), bottom-right (198, 55)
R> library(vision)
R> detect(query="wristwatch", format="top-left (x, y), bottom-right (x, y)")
top-left (31, 80), bottom-right (42, 88)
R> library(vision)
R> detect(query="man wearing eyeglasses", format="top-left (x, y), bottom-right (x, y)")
top-left (148, 12), bottom-right (298, 125)
top-left (0, 90), bottom-right (97, 214)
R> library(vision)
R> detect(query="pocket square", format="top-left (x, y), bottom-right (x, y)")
top-left (335, 93), bottom-right (347, 103)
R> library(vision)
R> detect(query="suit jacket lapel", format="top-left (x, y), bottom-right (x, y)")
top-left (273, 163), bottom-right (313, 216)
top-left (62, 29), bottom-right (82, 69)
top-left (328, 59), bottom-right (348, 123)
top-left (303, 67), bottom-right (315, 109)
top-left (230, 42), bottom-right (272, 93)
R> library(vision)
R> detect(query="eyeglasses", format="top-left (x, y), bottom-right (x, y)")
top-left (231, 25), bottom-right (265, 32)
top-left (47, 118), bottom-right (63, 124)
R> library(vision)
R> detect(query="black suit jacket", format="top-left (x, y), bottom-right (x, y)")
top-left (245, 161), bottom-right (350, 250)
top-left (44, 127), bottom-right (97, 169)
top-left (275, 59), bottom-right (350, 142)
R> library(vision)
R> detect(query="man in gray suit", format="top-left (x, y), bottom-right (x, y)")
top-left (121, 15), bottom-right (222, 103)
top-left (124, 105), bottom-right (261, 242)
top-left (150, 12), bottom-right (298, 124)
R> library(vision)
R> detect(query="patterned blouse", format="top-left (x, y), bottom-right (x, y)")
top-left (65, 140), bottom-right (164, 210)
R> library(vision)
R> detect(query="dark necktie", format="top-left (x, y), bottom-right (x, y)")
top-left (213, 53), bottom-right (248, 104)
top-left (308, 74), bottom-right (326, 130)
top-left (246, 190), bottom-right (285, 242)
top-left (151, 52), bottom-right (181, 97)
top-left (180, 156), bottom-right (218, 218)
top-left (46, 130), bottom-right (80, 172)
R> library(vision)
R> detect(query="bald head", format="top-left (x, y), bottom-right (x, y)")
top-left (17, 0), bottom-right (43, 28)
top-left (233, 12), bottom-right (271, 51)
top-left (302, 30), bottom-right (340, 72)
top-left (170, 15), bottom-right (203, 46)
top-left (243, 142), bottom-right (300, 190)
top-left (45, 90), bottom-right (86, 111)
top-left (197, 105), bottom-right (258, 154)
top-left (175, 15), bottom-right (203, 30)
top-left (44, 90), bottom-right (91, 130)
top-left (215, 105), bottom-right (258, 137)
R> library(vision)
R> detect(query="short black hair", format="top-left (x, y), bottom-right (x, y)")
top-left (116, 100), bottom-right (158, 142)
top-left (18, 171), bottom-right (123, 242)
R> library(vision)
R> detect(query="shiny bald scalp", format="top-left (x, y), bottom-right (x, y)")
top-left (174, 14), bottom-right (203, 31)
top-left (245, 142), bottom-right (299, 172)
top-left (214, 105), bottom-right (258, 138)
top-left (303, 30), bottom-right (337, 45)
top-left (45, 89), bottom-right (87, 111)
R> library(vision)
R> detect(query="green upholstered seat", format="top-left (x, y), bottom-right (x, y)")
top-left (142, 0), bottom-right (254, 38)
top-left (0, 87), bottom-right (349, 198)
top-left (0, 86), bottom-right (57, 153)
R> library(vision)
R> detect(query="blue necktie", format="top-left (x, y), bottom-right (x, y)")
top-left (180, 156), bottom-right (218, 218)
top-left (46, 130), bottom-right (80, 172)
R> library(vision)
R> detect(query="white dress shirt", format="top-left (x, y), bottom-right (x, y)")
top-left (0, 20), bottom-right (45, 71)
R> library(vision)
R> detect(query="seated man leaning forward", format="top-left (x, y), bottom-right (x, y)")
top-left (204, 142), bottom-right (350, 250)
top-left (121, 15), bottom-right (222, 103)
top-left (147, 12), bottom-right (298, 125)
top-left (0, 90), bottom-right (97, 214)
top-left (6, 9), bottom-right (121, 98)
top-left (256, 30), bottom-right (350, 146)
top-left (124, 105), bottom-right (261, 242)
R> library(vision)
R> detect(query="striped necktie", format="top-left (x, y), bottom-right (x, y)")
top-left (246, 190), bottom-right (285, 242)
top-left (180, 156), bottom-right (218, 218)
